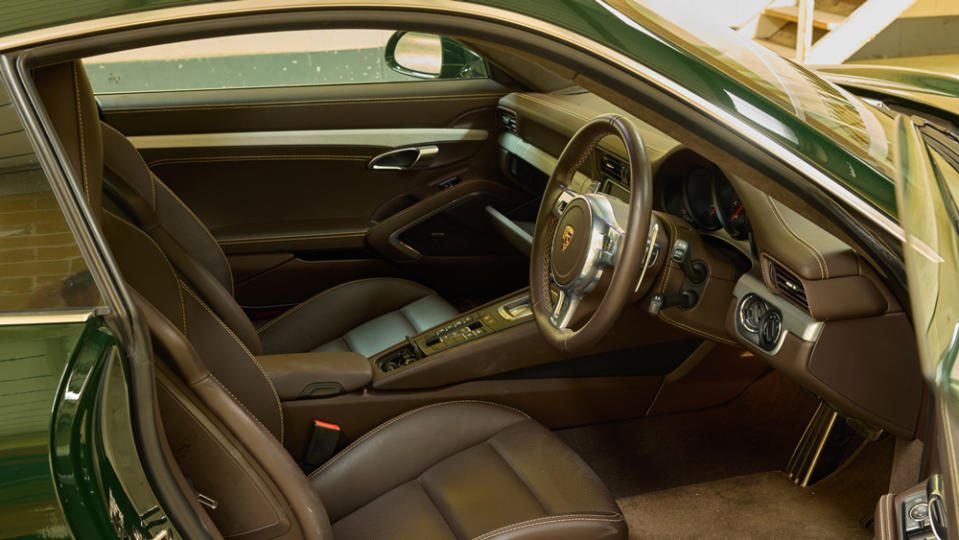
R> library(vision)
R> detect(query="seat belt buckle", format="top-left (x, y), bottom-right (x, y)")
top-left (304, 420), bottom-right (340, 469)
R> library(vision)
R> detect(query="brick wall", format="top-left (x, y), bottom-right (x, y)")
top-left (0, 190), bottom-right (88, 311)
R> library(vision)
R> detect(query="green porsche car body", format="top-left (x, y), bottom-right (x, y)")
top-left (0, 1), bottom-right (957, 539)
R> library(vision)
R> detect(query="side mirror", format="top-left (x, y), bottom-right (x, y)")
top-left (385, 31), bottom-right (486, 80)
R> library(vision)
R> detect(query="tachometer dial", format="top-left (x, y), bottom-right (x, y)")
top-left (682, 167), bottom-right (721, 231)
top-left (663, 177), bottom-right (691, 224)
top-left (713, 177), bottom-right (750, 240)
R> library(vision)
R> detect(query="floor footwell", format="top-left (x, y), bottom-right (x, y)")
top-left (617, 437), bottom-right (893, 539)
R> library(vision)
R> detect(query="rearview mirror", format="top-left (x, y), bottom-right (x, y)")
top-left (384, 31), bottom-right (487, 80)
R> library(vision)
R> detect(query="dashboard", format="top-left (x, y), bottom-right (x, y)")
top-left (594, 146), bottom-right (752, 242)
top-left (657, 151), bottom-right (749, 241)
top-left (494, 89), bottom-right (923, 441)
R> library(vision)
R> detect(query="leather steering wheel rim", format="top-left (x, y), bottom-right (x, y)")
top-left (530, 114), bottom-right (653, 353)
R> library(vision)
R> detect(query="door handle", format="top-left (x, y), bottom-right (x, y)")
top-left (368, 145), bottom-right (439, 170)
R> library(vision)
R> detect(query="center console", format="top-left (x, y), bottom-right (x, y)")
top-left (375, 292), bottom-right (533, 373)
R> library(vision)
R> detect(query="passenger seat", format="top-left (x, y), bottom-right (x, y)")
top-left (98, 122), bottom-right (458, 357)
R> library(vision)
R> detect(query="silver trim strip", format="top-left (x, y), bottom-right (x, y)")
top-left (733, 273), bottom-right (823, 355)
top-left (485, 205), bottom-right (532, 250)
top-left (0, 309), bottom-right (94, 326)
top-left (129, 128), bottom-right (487, 149)
top-left (498, 132), bottom-right (594, 191)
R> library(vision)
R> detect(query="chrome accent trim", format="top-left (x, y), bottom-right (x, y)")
top-left (634, 222), bottom-right (659, 293)
top-left (0, 0), bottom-right (901, 240)
top-left (369, 144), bottom-right (439, 170)
top-left (497, 296), bottom-right (532, 321)
top-left (499, 132), bottom-right (594, 192)
top-left (549, 193), bottom-right (625, 329)
top-left (485, 205), bottom-right (532, 252)
top-left (386, 191), bottom-right (485, 260)
top-left (130, 128), bottom-right (486, 149)
top-left (0, 309), bottom-right (95, 326)
top-left (733, 273), bottom-right (823, 356)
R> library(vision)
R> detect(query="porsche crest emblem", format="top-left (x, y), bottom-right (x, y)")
top-left (560, 225), bottom-right (575, 252)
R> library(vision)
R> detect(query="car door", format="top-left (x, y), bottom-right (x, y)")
top-left (86, 29), bottom-right (531, 318)
top-left (893, 113), bottom-right (959, 538)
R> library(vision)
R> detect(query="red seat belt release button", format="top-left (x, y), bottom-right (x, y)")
top-left (305, 420), bottom-right (340, 468)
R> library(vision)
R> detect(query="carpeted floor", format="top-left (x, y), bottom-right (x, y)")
top-left (618, 438), bottom-right (893, 539)
top-left (555, 370), bottom-right (894, 538)
top-left (556, 370), bottom-right (819, 497)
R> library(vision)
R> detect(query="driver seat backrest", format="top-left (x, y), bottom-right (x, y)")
top-left (35, 60), bottom-right (333, 540)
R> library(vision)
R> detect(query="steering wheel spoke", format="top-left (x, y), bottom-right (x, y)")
top-left (531, 114), bottom-right (654, 352)
top-left (552, 187), bottom-right (576, 219)
top-left (549, 289), bottom-right (582, 330)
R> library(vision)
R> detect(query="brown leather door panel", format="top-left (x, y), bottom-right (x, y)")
top-left (98, 79), bottom-right (509, 134)
top-left (99, 78), bottom-right (530, 308)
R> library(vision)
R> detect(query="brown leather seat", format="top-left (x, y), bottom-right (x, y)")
top-left (311, 400), bottom-right (625, 539)
top-left (99, 121), bottom-right (457, 358)
top-left (37, 60), bottom-right (627, 540)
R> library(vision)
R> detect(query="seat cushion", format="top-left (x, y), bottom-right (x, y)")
top-left (258, 278), bottom-right (458, 357)
top-left (309, 401), bottom-right (626, 540)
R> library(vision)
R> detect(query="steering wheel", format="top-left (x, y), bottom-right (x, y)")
top-left (530, 114), bottom-right (654, 353)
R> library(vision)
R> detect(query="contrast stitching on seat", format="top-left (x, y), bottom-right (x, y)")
top-left (154, 178), bottom-right (235, 293)
top-left (470, 513), bottom-right (623, 540)
top-left (308, 401), bottom-right (529, 479)
top-left (488, 435), bottom-right (548, 515)
top-left (180, 283), bottom-right (284, 443)
top-left (107, 93), bottom-right (505, 113)
top-left (207, 373), bottom-right (277, 442)
top-left (104, 210), bottom-right (186, 332)
top-left (148, 174), bottom-right (157, 210)
top-left (414, 477), bottom-right (461, 539)
top-left (766, 195), bottom-right (828, 279)
top-left (256, 277), bottom-right (434, 335)
top-left (72, 63), bottom-right (90, 204)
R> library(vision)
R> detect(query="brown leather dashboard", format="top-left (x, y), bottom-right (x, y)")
top-left (498, 90), bottom-right (924, 437)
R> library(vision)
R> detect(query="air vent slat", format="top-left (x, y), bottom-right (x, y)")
top-left (499, 109), bottom-right (518, 134)
top-left (600, 154), bottom-right (629, 186)
top-left (770, 262), bottom-right (809, 312)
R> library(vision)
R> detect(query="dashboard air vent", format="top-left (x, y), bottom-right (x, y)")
top-left (600, 153), bottom-right (629, 186)
top-left (769, 261), bottom-right (809, 312)
top-left (499, 108), bottom-right (518, 133)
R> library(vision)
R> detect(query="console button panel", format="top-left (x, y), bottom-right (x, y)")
top-left (375, 292), bottom-right (533, 373)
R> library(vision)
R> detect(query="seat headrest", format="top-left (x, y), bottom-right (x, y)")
top-left (34, 60), bottom-right (103, 222)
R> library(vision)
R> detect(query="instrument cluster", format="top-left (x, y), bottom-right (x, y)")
top-left (659, 152), bottom-right (750, 240)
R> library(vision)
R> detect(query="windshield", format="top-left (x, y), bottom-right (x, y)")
top-left (613, 0), bottom-right (897, 197)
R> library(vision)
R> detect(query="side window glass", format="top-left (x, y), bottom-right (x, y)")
top-left (0, 82), bottom-right (101, 311)
top-left (83, 29), bottom-right (487, 94)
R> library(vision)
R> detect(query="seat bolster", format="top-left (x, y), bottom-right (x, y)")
top-left (309, 401), bottom-right (530, 521)
top-left (472, 512), bottom-right (626, 540)
top-left (258, 277), bottom-right (453, 354)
